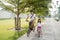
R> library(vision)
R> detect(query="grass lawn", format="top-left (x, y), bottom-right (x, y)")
top-left (0, 18), bottom-right (45, 40)
top-left (0, 18), bottom-right (28, 40)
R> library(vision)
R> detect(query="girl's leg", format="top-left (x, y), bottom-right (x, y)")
top-left (38, 29), bottom-right (42, 37)
top-left (37, 31), bottom-right (40, 37)
top-left (37, 29), bottom-right (41, 37)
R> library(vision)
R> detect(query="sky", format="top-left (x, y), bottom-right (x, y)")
top-left (0, 7), bottom-right (2, 10)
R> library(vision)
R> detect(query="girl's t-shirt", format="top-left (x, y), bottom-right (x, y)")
top-left (37, 22), bottom-right (41, 27)
top-left (37, 22), bottom-right (41, 30)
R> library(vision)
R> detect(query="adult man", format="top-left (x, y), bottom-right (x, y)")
top-left (26, 10), bottom-right (36, 37)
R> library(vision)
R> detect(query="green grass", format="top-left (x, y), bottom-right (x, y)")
top-left (0, 18), bottom-right (28, 40)
top-left (0, 18), bottom-right (45, 40)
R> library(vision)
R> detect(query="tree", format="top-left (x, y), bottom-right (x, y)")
top-left (0, 0), bottom-right (51, 30)
top-left (0, 0), bottom-right (27, 30)
top-left (23, 0), bottom-right (51, 16)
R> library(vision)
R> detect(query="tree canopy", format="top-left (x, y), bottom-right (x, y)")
top-left (22, 0), bottom-right (51, 16)
top-left (0, 0), bottom-right (51, 16)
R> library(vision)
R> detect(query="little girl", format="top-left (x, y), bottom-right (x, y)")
top-left (36, 18), bottom-right (41, 37)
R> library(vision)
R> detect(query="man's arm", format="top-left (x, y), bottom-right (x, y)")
top-left (26, 14), bottom-right (29, 22)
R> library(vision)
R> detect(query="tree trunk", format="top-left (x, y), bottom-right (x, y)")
top-left (15, 0), bottom-right (21, 30)
top-left (16, 14), bottom-right (20, 30)
top-left (14, 14), bottom-right (21, 30)
top-left (14, 17), bottom-right (17, 30)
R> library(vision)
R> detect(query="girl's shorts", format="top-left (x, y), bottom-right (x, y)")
top-left (37, 26), bottom-right (41, 31)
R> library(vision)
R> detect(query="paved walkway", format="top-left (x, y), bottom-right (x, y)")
top-left (17, 18), bottom-right (60, 40)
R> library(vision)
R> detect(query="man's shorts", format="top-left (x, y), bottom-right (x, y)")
top-left (29, 21), bottom-right (34, 30)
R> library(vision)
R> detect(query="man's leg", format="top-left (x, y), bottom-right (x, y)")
top-left (32, 21), bottom-right (35, 32)
top-left (27, 22), bottom-right (31, 37)
top-left (27, 28), bottom-right (31, 37)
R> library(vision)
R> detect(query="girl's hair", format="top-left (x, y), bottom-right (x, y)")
top-left (38, 18), bottom-right (41, 23)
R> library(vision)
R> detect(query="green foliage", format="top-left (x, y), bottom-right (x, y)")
top-left (0, 0), bottom-right (51, 15)
top-left (0, 0), bottom-right (26, 14)
top-left (24, 0), bottom-right (51, 16)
